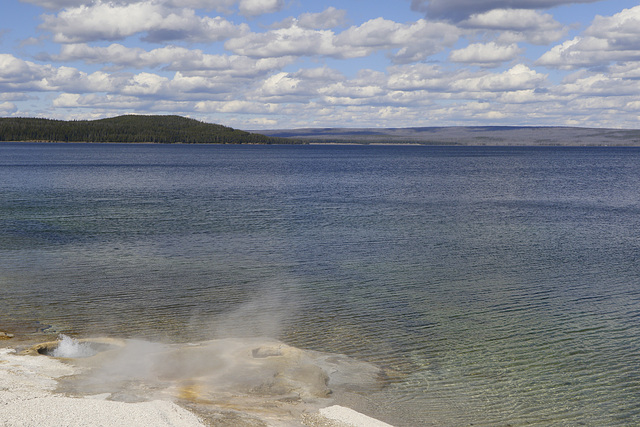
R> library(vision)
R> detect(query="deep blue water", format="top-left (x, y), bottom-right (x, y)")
top-left (1, 142), bottom-right (640, 425)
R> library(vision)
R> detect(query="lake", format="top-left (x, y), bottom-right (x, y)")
top-left (1, 142), bottom-right (639, 425)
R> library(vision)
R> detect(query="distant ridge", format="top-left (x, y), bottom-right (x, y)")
top-left (0, 115), bottom-right (290, 144)
top-left (3, 115), bottom-right (640, 146)
top-left (257, 126), bottom-right (640, 146)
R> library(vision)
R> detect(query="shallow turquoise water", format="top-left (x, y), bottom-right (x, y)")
top-left (1, 143), bottom-right (640, 425)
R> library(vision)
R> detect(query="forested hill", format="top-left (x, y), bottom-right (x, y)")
top-left (0, 115), bottom-right (289, 144)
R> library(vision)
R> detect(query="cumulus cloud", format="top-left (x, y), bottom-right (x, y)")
top-left (165, 0), bottom-right (237, 10)
top-left (608, 62), bottom-right (640, 80)
top-left (120, 72), bottom-right (170, 95)
top-left (0, 54), bottom-right (50, 85)
top-left (385, 63), bottom-right (548, 99)
top-left (52, 93), bottom-right (158, 110)
top-left (0, 101), bottom-right (18, 113)
top-left (1, 53), bottom-right (220, 98)
top-left (39, 1), bottom-right (248, 43)
top-left (585, 5), bottom-right (640, 46)
top-left (319, 82), bottom-right (385, 106)
top-left (336, 18), bottom-right (460, 63)
top-left (0, 54), bottom-right (119, 93)
top-left (451, 64), bottom-right (547, 92)
top-left (194, 99), bottom-right (277, 113)
top-left (449, 42), bottom-right (523, 67)
top-left (537, 37), bottom-right (606, 69)
top-left (238, 0), bottom-right (284, 16)
top-left (226, 18), bottom-right (459, 62)
top-left (243, 66), bottom-right (350, 105)
top-left (225, 26), bottom-right (336, 58)
top-left (44, 43), bottom-right (295, 77)
top-left (273, 7), bottom-right (348, 30)
top-left (461, 9), bottom-right (566, 44)
top-left (411, 0), bottom-right (602, 21)
top-left (557, 71), bottom-right (640, 97)
top-left (537, 6), bottom-right (640, 69)
top-left (297, 7), bottom-right (348, 29)
top-left (19, 0), bottom-right (87, 9)
top-left (21, 0), bottom-right (237, 11)
top-left (256, 72), bottom-right (303, 98)
top-left (313, 69), bottom-right (386, 105)
top-left (386, 63), bottom-right (458, 91)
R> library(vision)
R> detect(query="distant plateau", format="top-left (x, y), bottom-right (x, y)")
top-left (2, 115), bottom-right (640, 146)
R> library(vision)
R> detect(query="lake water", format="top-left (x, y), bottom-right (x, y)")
top-left (1, 142), bottom-right (640, 426)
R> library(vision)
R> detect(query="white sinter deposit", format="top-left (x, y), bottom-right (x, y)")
top-left (0, 336), bottom-right (395, 427)
top-left (0, 347), bottom-right (205, 427)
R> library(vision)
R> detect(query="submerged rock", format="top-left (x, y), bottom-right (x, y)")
top-left (0, 331), bottom-right (14, 340)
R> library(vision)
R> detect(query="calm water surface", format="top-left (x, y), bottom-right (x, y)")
top-left (1, 142), bottom-right (640, 425)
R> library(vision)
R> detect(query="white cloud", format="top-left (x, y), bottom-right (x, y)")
top-left (257, 72), bottom-right (301, 97)
top-left (0, 54), bottom-right (49, 85)
top-left (46, 43), bottom-right (295, 77)
top-left (608, 62), bottom-right (640, 80)
top-left (170, 72), bottom-right (237, 94)
top-left (297, 7), bottom-right (348, 29)
top-left (52, 93), bottom-right (157, 110)
top-left (0, 101), bottom-right (18, 113)
top-left (585, 5), bottom-right (640, 46)
top-left (411, 0), bottom-right (602, 21)
top-left (537, 6), bottom-right (640, 69)
top-left (226, 18), bottom-right (459, 62)
top-left (319, 81), bottom-right (383, 100)
top-left (194, 99), bottom-right (277, 113)
top-left (387, 63), bottom-right (463, 92)
top-left (461, 9), bottom-right (566, 44)
top-left (247, 66), bottom-right (349, 104)
top-left (0, 92), bottom-right (32, 102)
top-left (274, 7), bottom-right (348, 30)
top-left (225, 25), bottom-right (336, 58)
top-left (121, 72), bottom-right (170, 95)
top-left (39, 1), bottom-right (248, 43)
top-left (557, 72), bottom-right (640, 97)
top-left (336, 18), bottom-right (459, 63)
top-left (463, 8), bottom-right (554, 30)
top-left (451, 64), bottom-right (547, 92)
top-left (238, 0), bottom-right (284, 16)
top-left (536, 37), bottom-right (606, 69)
top-left (21, 0), bottom-right (238, 11)
top-left (52, 93), bottom-right (81, 107)
top-left (0, 54), bottom-right (121, 94)
top-left (44, 67), bottom-right (115, 92)
top-left (449, 42), bottom-right (523, 67)
top-left (245, 117), bottom-right (278, 126)
top-left (165, 0), bottom-right (237, 10)
top-left (19, 0), bottom-right (86, 9)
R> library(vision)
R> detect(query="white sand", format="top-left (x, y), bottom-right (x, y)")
top-left (318, 405), bottom-right (394, 427)
top-left (0, 348), bottom-right (205, 427)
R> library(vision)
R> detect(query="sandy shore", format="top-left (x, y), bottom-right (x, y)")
top-left (0, 337), bottom-right (393, 427)
top-left (0, 347), bottom-right (204, 427)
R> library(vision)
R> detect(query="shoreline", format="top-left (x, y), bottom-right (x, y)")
top-left (4, 139), bottom-right (640, 148)
top-left (0, 334), bottom-right (394, 427)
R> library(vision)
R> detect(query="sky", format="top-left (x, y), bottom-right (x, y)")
top-left (1, 0), bottom-right (640, 129)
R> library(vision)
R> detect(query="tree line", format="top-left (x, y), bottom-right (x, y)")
top-left (0, 115), bottom-right (295, 144)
